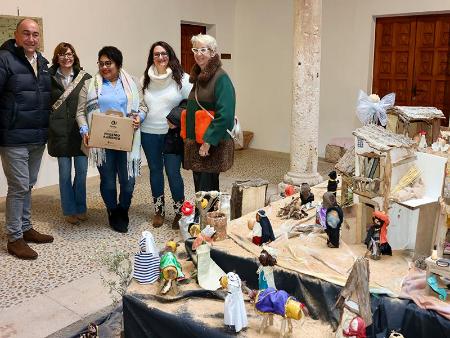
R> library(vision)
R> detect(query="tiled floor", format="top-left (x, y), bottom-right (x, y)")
top-left (0, 149), bottom-right (334, 338)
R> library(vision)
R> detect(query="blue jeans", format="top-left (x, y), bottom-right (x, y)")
top-left (141, 132), bottom-right (184, 202)
top-left (97, 149), bottom-right (135, 210)
top-left (57, 156), bottom-right (88, 216)
top-left (0, 145), bottom-right (45, 241)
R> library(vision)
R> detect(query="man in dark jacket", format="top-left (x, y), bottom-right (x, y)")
top-left (0, 18), bottom-right (54, 260)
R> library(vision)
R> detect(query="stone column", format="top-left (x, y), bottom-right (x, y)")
top-left (283, 0), bottom-right (323, 187)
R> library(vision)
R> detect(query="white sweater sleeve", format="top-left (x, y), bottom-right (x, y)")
top-left (181, 73), bottom-right (193, 99)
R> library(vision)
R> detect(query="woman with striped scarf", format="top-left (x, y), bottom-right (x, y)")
top-left (76, 46), bottom-right (147, 233)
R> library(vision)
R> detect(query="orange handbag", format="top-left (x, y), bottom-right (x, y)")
top-left (180, 109), bottom-right (215, 144)
top-left (194, 109), bottom-right (214, 144)
top-left (180, 109), bottom-right (187, 140)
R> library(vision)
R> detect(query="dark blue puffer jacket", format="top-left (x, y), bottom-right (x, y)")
top-left (0, 39), bottom-right (51, 146)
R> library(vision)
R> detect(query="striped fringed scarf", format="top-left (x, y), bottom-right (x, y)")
top-left (86, 69), bottom-right (141, 177)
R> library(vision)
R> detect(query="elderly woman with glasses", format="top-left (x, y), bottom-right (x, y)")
top-left (141, 41), bottom-right (192, 229)
top-left (184, 34), bottom-right (236, 192)
top-left (48, 42), bottom-right (91, 225)
top-left (76, 46), bottom-right (147, 233)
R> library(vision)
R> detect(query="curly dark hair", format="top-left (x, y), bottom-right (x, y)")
top-left (142, 41), bottom-right (184, 93)
top-left (51, 42), bottom-right (80, 68)
top-left (98, 46), bottom-right (123, 68)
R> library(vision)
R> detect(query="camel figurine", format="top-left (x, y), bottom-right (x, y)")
top-left (246, 287), bottom-right (308, 337)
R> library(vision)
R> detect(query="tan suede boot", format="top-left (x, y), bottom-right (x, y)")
top-left (65, 215), bottom-right (80, 224)
top-left (152, 196), bottom-right (165, 228)
top-left (23, 228), bottom-right (54, 243)
top-left (7, 238), bottom-right (38, 260)
top-left (76, 213), bottom-right (88, 221)
top-left (152, 212), bottom-right (164, 228)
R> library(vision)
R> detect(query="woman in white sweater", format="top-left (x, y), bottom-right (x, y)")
top-left (141, 41), bottom-right (192, 228)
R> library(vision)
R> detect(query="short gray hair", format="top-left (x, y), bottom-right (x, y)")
top-left (191, 34), bottom-right (218, 52)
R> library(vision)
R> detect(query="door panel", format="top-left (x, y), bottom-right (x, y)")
top-left (373, 18), bottom-right (416, 106)
top-left (373, 15), bottom-right (450, 124)
top-left (413, 15), bottom-right (450, 123)
top-left (181, 24), bottom-right (206, 74)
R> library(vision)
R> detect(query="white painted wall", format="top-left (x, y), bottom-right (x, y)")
top-left (319, 0), bottom-right (450, 156)
top-left (233, 0), bottom-right (294, 153)
top-left (0, 0), bottom-right (236, 196)
top-left (1, 0), bottom-right (449, 196)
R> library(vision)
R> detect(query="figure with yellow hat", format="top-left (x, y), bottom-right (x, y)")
top-left (159, 240), bottom-right (184, 295)
top-left (219, 272), bottom-right (248, 333)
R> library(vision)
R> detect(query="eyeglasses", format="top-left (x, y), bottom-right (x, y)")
top-left (97, 61), bottom-right (113, 68)
top-left (58, 52), bottom-right (74, 59)
top-left (191, 47), bottom-right (211, 55)
top-left (153, 52), bottom-right (168, 59)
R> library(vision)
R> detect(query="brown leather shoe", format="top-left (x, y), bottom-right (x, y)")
top-left (172, 213), bottom-right (182, 230)
top-left (152, 212), bottom-right (164, 228)
top-left (7, 239), bottom-right (38, 260)
top-left (23, 228), bottom-right (54, 243)
top-left (65, 215), bottom-right (80, 224)
top-left (76, 213), bottom-right (88, 221)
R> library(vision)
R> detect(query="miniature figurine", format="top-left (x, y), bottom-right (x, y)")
top-left (80, 323), bottom-right (99, 338)
top-left (300, 183), bottom-right (314, 206)
top-left (342, 316), bottom-right (367, 338)
top-left (418, 130), bottom-right (427, 149)
top-left (179, 201), bottom-right (195, 241)
top-left (133, 231), bottom-right (160, 284)
top-left (327, 170), bottom-right (339, 196)
top-left (159, 240), bottom-right (184, 295)
top-left (325, 204), bottom-right (344, 248)
top-left (248, 209), bottom-right (275, 245)
top-left (219, 272), bottom-right (248, 333)
top-left (197, 243), bottom-right (225, 290)
top-left (192, 225), bottom-right (215, 250)
top-left (195, 191), bottom-right (221, 226)
top-left (364, 211), bottom-right (392, 260)
top-left (257, 247), bottom-right (277, 290)
top-left (356, 90), bottom-right (395, 126)
top-left (248, 287), bottom-right (308, 337)
top-left (284, 184), bottom-right (295, 197)
top-left (316, 192), bottom-right (337, 228)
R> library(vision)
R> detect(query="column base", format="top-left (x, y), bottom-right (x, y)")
top-left (283, 171), bottom-right (323, 187)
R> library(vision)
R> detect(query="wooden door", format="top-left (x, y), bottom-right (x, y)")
top-left (373, 17), bottom-right (417, 106)
top-left (373, 15), bottom-right (450, 123)
top-left (181, 24), bottom-right (206, 73)
top-left (413, 15), bottom-right (450, 121)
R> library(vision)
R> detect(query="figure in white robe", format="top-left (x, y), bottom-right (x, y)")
top-left (223, 272), bottom-right (248, 332)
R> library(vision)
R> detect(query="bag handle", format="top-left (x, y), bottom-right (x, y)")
top-left (195, 82), bottom-right (236, 140)
top-left (195, 84), bottom-right (214, 119)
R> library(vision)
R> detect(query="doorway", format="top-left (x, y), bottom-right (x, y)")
top-left (181, 24), bottom-right (206, 73)
top-left (372, 14), bottom-right (450, 124)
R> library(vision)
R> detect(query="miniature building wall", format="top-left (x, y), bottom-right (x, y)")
top-left (353, 137), bottom-right (386, 199)
top-left (387, 106), bottom-right (444, 144)
top-left (353, 124), bottom-right (416, 211)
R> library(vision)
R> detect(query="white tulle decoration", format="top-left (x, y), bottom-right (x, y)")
top-left (356, 90), bottom-right (395, 126)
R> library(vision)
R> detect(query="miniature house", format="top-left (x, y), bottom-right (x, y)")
top-left (386, 106), bottom-right (445, 144)
top-left (352, 125), bottom-right (447, 257)
top-left (352, 124), bottom-right (416, 211)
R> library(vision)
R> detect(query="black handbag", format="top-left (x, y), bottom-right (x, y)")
top-left (183, 138), bottom-right (234, 173)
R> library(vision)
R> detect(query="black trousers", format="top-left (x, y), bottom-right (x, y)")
top-left (192, 171), bottom-right (220, 192)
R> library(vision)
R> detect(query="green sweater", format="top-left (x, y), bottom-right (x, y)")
top-left (186, 68), bottom-right (235, 146)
